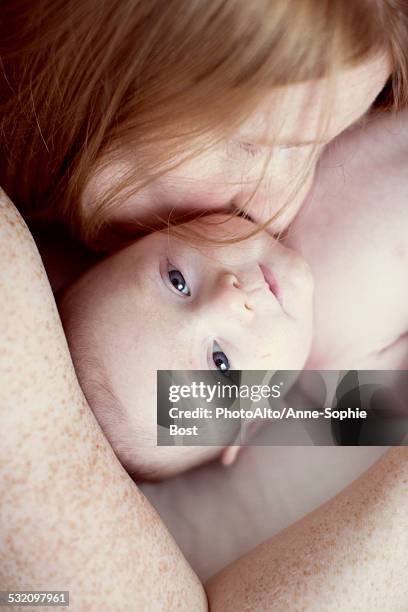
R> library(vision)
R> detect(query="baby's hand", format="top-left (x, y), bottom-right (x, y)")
top-left (220, 418), bottom-right (267, 466)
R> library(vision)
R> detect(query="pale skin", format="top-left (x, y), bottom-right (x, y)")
top-left (0, 190), bottom-right (207, 611)
top-left (2, 192), bottom-right (407, 612)
top-left (206, 447), bottom-right (408, 611)
top-left (59, 106), bottom-right (408, 480)
top-left (1, 50), bottom-right (408, 610)
top-left (82, 51), bottom-right (391, 234)
top-left (206, 82), bottom-right (408, 612)
top-left (286, 108), bottom-right (408, 370)
top-left (59, 215), bottom-right (314, 478)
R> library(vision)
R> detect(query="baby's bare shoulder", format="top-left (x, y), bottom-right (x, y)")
top-left (290, 109), bottom-right (408, 255)
top-left (287, 111), bottom-right (408, 368)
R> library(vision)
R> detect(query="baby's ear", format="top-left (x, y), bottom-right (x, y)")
top-left (219, 445), bottom-right (242, 467)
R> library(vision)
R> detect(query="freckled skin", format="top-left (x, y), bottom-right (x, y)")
top-left (1, 181), bottom-right (408, 611)
top-left (207, 447), bottom-right (408, 611)
top-left (0, 190), bottom-right (207, 611)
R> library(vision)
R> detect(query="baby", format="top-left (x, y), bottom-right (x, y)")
top-left (58, 215), bottom-right (314, 479)
top-left (59, 151), bottom-right (408, 479)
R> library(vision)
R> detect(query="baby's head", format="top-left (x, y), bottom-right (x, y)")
top-left (59, 215), bottom-right (313, 479)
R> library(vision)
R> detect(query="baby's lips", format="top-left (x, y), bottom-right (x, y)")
top-left (259, 263), bottom-right (282, 303)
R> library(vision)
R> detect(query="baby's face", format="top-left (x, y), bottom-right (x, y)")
top-left (61, 215), bottom-right (313, 477)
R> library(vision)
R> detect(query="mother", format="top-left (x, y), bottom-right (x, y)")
top-left (1, 1), bottom-right (408, 610)
top-left (1, 0), bottom-right (407, 247)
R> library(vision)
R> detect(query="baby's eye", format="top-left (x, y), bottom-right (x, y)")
top-left (167, 263), bottom-right (191, 296)
top-left (212, 341), bottom-right (230, 373)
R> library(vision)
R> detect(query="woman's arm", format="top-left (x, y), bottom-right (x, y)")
top-left (206, 447), bottom-right (408, 611)
top-left (0, 189), bottom-right (207, 611)
top-left (2, 186), bottom-right (407, 612)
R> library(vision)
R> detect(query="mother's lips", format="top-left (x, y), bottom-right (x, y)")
top-left (259, 263), bottom-right (282, 304)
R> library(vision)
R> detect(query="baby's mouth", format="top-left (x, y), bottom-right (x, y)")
top-left (259, 263), bottom-right (282, 305)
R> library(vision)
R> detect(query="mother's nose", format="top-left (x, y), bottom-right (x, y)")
top-left (209, 272), bottom-right (253, 319)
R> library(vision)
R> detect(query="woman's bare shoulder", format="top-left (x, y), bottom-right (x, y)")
top-left (0, 189), bottom-right (206, 611)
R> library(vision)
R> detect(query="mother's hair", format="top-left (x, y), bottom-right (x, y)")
top-left (1, 0), bottom-right (408, 249)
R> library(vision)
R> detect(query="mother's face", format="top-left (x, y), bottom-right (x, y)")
top-left (82, 52), bottom-right (391, 234)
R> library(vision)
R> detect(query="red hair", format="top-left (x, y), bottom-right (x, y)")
top-left (1, 0), bottom-right (407, 248)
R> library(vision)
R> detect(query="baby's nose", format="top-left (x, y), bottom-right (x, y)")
top-left (211, 272), bottom-right (253, 319)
